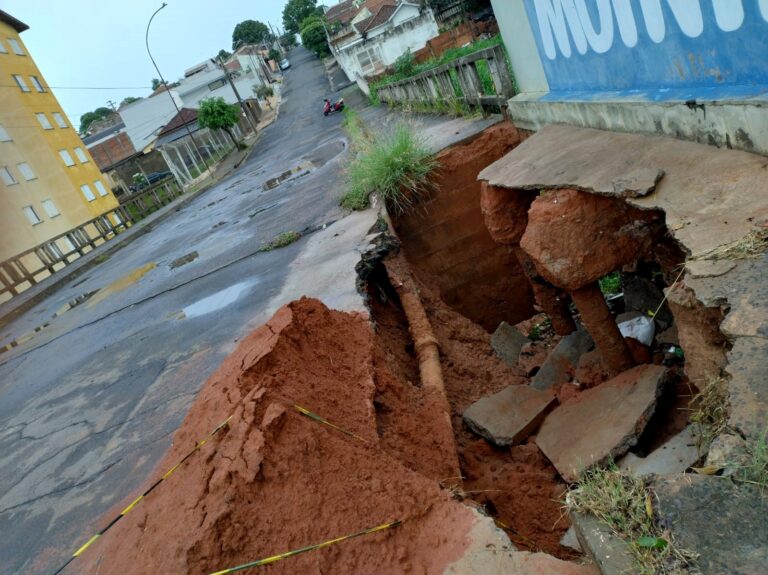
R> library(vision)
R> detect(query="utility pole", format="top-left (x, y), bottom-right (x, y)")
top-left (268, 21), bottom-right (284, 56)
top-left (214, 55), bottom-right (258, 133)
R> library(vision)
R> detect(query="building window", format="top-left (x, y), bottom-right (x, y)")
top-left (17, 162), bottom-right (36, 181)
top-left (74, 147), bottom-right (89, 163)
top-left (0, 41), bottom-right (7, 54)
top-left (94, 180), bottom-right (109, 196)
top-left (208, 78), bottom-right (226, 91)
top-left (59, 149), bottom-right (75, 166)
top-left (52, 112), bottom-right (68, 128)
top-left (30, 75), bottom-right (45, 92)
top-left (1, 166), bottom-right (18, 186)
top-left (80, 183), bottom-right (96, 201)
top-left (36, 113), bottom-right (53, 130)
top-left (13, 74), bottom-right (30, 92)
top-left (23, 206), bottom-right (42, 225)
top-left (356, 46), bottom-right (381, 74)
top-left (0, 123), bottom-right (10, 142)
top-left (8, 38), bottom-right (24, 55)
top-left (41, 199), bottom-right (60, 218)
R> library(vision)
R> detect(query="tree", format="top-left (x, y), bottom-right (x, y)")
top-left (232, 20), bottom-right (272, 50)
top-left (300, 19), bottom-right (330, 57)
top-left (79, 106), bottom-right (113, 134)
top-left (120, 96), bottom-right (142, 107)
top-left (268, 48), bottom-right (281, 62)
top-left (198, 97), bottom-right (243, 148)
top-left (217, 48), bottom-right (232, 61)
top-left (280, 32), bottom-right (298, 49)
top-left (283, 0), bottom-right (323, 35)
top-left (151, 78), bottom-right (162, 90)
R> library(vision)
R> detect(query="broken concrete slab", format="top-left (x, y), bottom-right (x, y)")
top-left (536, 365), bottom-right (666, 482)
top-left (491, 321), bottom-right (530, 367)
top-left (704, 433), bottom-right (748, 476)
top-left (477, 124), bottom-right (768, 260)
top-left (619, 426), bottom-right (699, 477)
top-left (532, 328), bottom-right (594, 391)
top-left (686, 259), bottom-right (737, 279)
top-left (570, 512), bottom-right (634, 575)
top-left (725, 336), bottom-right (768, 442)
top-left (653, 474), bottom-right (768, 574)
top-left (463, 384), bottom-right (556, 447)
top-left (560, 526), bottom-right (582, 553)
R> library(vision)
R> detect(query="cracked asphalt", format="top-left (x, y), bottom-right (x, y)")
top-left (0, 46), bottom-right (352, 575)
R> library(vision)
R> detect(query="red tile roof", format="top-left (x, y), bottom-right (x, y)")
top-left (158, 108), bottom-right (198, 137)
top-left (362, 3), bottom-right (397, 32)
top-left (326, 0), bottom-right (359, 24)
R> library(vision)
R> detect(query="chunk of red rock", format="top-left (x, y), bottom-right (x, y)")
top-left (536, 365), bottom-right (666, 482)
top-left (463, 385), bottom-right (556, 447)
top-left (479, 182), bottom-right (535, 245)
top-left (519, 189), bottom-right (661, 291)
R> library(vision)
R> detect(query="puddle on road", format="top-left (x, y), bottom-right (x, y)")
top-left (169, 251), bottom-right (199, 269)
top-left (0, 290), bottom-right (99, 355)
top-left (262, 161), bottom-right (314, 191)
top-left (171, 281), bottom-right (253, 320)
top-left (86, 262), bottom-right (157, 308)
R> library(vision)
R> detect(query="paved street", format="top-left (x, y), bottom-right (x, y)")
top-left (0, 46), bottom-right (353, 575)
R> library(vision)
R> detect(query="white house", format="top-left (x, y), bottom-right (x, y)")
top-left (328, 1), bottom-right (439, 80)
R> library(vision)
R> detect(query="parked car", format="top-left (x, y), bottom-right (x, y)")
top-left (146, 171), bottom-right (172, 185)
top-left (279, 58), bottom-right (291, 70)
top-left (129, 171), bottom-right (173, 192)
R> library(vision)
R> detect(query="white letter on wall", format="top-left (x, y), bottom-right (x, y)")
top-left (533, 0), bottom-right (588, 59)
top-left (712, 0), bottom-right (744, 31)
top-left (758, 0), bottom-right (768, 22)
top-left (611, 0), bottom-right (639, 47)
top-left (575, 0), bottom-right (614, 53)
top-left (639, 0), bottom-right (704, 43)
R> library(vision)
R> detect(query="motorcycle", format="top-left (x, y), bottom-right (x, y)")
top-left (323, 98), bottom-right (345, 116)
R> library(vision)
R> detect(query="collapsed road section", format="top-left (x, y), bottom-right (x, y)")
top-left (60, 118), bottom-right (768, 575)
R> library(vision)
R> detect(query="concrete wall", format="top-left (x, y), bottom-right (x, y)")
top-left (493, 0), bottom-right (768, 155)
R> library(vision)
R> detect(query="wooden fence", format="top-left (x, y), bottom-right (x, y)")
top-left (0, 178), bottom-right (183, 300)
top-left (375, 45), bottom-right (515, 114)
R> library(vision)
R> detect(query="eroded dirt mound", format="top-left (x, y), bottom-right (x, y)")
top-left (81, 298), bottom-right (482, 575)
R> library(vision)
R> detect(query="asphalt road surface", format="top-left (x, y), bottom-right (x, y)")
top-left (0, 46), bottom-right (352, 575)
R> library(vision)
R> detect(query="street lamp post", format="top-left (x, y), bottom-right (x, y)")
top-left (145, 2), bottom-right (209, 173)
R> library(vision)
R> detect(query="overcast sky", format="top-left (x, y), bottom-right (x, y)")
top-left (5, 0), bottom-right (290, 125)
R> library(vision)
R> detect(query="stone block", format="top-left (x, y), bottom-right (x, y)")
top-left (726, 336), bottom-right (768, 441)
top-left (571, 512), bottom-right (635, 575)
top-left (560, 526), bottom-right (582, 553)
top-left (463, 384), bottom-right (556, 447)
top-left (618, 426), bottom-right (699, 477)
top-left (536, 365), bottom-right (666, 482)
top-left (653, 474), bottom-right (768, 574)
top-left (491, 321), bottom-right (530, 367)
top-left (532, 328), bottom-right (594, 391)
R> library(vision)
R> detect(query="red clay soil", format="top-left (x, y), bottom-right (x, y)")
top-left (369, 266), bottom-right (577, 559)
top-left (80, 299), bottom-right (484, 575)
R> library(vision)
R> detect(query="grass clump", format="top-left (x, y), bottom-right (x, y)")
top-left (598, 271), bottom-right (622, 294)
top-left (567, 465), bottom-right (695, 574)
top-left (695, 227), bottom-right (768, 261)
top-left (341, 123), bottom-right (438, 214)
top-left (689, 375), bottom-right (729, 453)
top-left (733, 427), bottom-right (768, 493)
top-left (260, 231), bottom-right (301, 252)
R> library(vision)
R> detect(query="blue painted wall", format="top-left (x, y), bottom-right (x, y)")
top-left (523, 0), bottom-right (768, 100)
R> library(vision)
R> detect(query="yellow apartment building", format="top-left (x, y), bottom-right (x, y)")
top-left (0, 9), bottom-right (119, 267)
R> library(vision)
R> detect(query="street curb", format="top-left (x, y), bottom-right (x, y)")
top-left (0, 97), bottom-right (283, 329)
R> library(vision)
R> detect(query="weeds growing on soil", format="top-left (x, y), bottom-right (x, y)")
top-left (567, 465), bottom-right (696, 574)
top-left (734, 426), bottom-right (768, 493)
top-left (340, 123), bottom-right (438, 214)
top-left (598, 271), bottom-right (622, 294)
top-left (689, 375), bottom-right (729, 453)
top-left (260, 231), bottom-right (301, 251)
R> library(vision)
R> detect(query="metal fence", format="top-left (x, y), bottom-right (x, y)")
top-left (0, 178), bottom-right (183, 300)
top-left (376, 45), bottom-right (515, 114)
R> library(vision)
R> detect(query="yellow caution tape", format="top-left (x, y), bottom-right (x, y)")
top-left (291, 404), bottom-right (367, 442)
top-left (50, 415), bottom-right (232, 575)
top-left (209, 520), bottom-right (402, 574)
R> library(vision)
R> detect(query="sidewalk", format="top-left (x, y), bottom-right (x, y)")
top-left (0, 97), bottom-right (281, 328)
